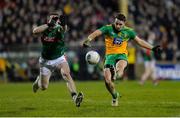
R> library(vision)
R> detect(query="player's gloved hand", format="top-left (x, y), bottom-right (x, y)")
top-left (47, 16), bottom-right (59, 28)
top-left (83, 38), bottom-right (91, 48)
top-left (59, 15), bottom-right (66, 26)
top-left (152, 45), bottom-right (163, 56)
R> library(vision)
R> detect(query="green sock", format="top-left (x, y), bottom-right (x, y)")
top-left (112, 92), bottom-right (118, 99)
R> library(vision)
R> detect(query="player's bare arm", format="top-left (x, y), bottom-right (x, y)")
top-left (88, 30), bottom-right (102, 41)
top-left (82, 30), bottom-right (102, 47)
top-left (33, 15), bottom-right (61, 34)
top-left (134, 36), bottom-right (162, 55)
top-left (134, 36), bottom-right (153, 50)
top-left (33, 24), bottom-right (49, 34)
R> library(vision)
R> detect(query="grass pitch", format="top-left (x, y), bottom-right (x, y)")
top-left (0, 80), bottom-right (180, 117)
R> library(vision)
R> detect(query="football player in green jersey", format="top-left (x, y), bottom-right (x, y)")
top-left (83, 13), bottom-right (162, 106)
top-left (140, 34), bottom-right (158, 85)
top-left (32, 11), bottom-right (83, 107)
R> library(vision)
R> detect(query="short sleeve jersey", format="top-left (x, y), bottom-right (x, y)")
top-left (99, 24), bottom-right (136, 55)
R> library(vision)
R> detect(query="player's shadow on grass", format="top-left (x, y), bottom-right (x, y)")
top-left (21, 106), bottom-right (36, 111)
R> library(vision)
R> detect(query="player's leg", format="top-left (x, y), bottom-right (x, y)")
top-left (104, 65), bottom-right (119, 106)
top-left (115, 60), bottom-right (128, 79)
top-left (104, 55), bottom-right (120, 106)
top-left (104, 66), bottom-right (116, 97)
top-left (58, 61), bottom-right (83, 107)
top-left (140, 61), bottom-right (151, 85)
top-left (150, 60), bottom-right (158, 85)
top-left (108, 59), bottom-right (127, 106)
top-left (151, 71), bottom-right (158, 86)
top-left (60, 62), bottom-right (77, 95)
top-left (33, 67), bottom-right (52, 92)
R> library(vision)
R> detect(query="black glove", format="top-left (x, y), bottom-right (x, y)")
top-left (83, 39), bottom-right (91, 48)
top-left (152, 45), bottom-right (163, 56)
top-left (59, 15), bottom-right (66, 26)
top-left (47, 16), bottom-right (58, 27)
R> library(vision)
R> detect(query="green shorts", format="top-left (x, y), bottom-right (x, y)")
top-left (104, 53), bottom-right (128, 67)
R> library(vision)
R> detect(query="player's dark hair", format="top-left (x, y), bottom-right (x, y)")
top-left (115, 13), bottom-right (126, 22)
top-left (49, 11), bottom-right (66, 26)
top-left (49, 11), bottom-right (62, 16)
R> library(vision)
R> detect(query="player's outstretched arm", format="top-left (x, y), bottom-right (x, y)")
top-left (134, 36), bottom-right (153, 50)
top-left (33, 16), bottom-right (58, 34)
top-left (134, 36), bottom-right (162, 56)
top-left (33, 24), bottom-right (49, 34)
top-left (82, 30), bottom-right (102, 47)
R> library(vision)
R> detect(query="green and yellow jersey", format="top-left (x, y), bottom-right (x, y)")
top-left (41, 25), bottom-right (67, 60)
top-left (99, 24), bottom-right (136, 56)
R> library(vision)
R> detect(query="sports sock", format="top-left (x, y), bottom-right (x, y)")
top-left (105, 82), bottom-right (117, 99)
top-left (71, 92), bottom-right (77, 100)
top-left (112, 92), bottom-right (118, 99)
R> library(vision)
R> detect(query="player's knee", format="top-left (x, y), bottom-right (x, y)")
top-left (117, 70), bottom-right (123, 78)
top-left (62, 71), bottom-right (73, 82)
top-left (62, 71), bottom-right (71, 78)
top-left (104, 66), bottom-right (111, 75)
top-left (104, 74), bottom-right (111, 84)
top-left (61, 68), bottom-right (70, 77)
top-left (104, 71), bottom-right (111, 79)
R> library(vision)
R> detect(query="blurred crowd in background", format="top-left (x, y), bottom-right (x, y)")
top-left (129, 0), bottom-right (180, 61)
top-left (0, 0), bottom-right (118, 50)
top-left (0, 0), bottom-right (180, 82)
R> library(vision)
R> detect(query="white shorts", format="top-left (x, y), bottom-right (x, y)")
top-left (144, 60), bottom-right (155, 69)
top-left (39, 55), bottom-right (67, 76)
top-left (144, 60), bottom-right (156, 79)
